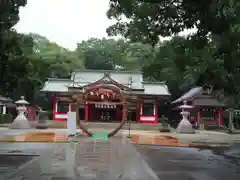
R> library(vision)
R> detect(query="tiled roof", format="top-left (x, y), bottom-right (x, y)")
top-left (193, 94), bottom-right (224, 107)
top-left (143, 83), bottom-right (171, 96)
top-left (172, 87), bottom-right (224, 107)
top-left (41, 79), bottom-right (72, 92)
top-left (172, 87), bottom-right (203, 104)
top-left (41, 71), bottom-right (171, 96)
top-left (71, 70), bottom-right (143, 89)
top-left (0, 95), bottom-right (12, 102)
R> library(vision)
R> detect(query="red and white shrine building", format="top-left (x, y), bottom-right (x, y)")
top-left (41, 70), bottom-right (171, 124)
top-left (172, 86), bottom-right (225, 127)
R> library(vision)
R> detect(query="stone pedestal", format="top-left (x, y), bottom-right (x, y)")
top-left (36, 111), bottom-right (48, 129)
top-left (159, 122), bottom-right (171, 132)
top-left (176, 111), bottom-right (194, 134)
top-left (10, 112), bottom-right (31, 129)
top-left (199, 123), bottom-right (205, 130)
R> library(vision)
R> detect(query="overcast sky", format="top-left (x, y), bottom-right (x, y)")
top-left (15, 0), bottom-right (117, 50)
top-left (15, 0), bottom-right (194, 51)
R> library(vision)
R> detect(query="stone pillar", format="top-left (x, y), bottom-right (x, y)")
top-left (2, 105), bottom-right (6, 115)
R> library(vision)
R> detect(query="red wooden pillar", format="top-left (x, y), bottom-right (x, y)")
top-left (197, 110), bottom-right (201, 125)
top-left (122, 103), bottom-right (125, 121)
top-left (116, 105), bottom-right (120, 120)
top-left (52, 95), bottom-right (57, 120)
top-left (137, 103), bottom-right (141, 122)
top-left (218, 108), bottom-right (223, 127)
top-left (88, 104), bottom-right (92, 120)
top-left (155, 102), bottom-right (158, 123)
top-left (92, 105), bottom-right (95, 120)
top-left (85, 103), bottom-right (89, 121)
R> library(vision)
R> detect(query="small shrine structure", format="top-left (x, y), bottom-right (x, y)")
top-left (172, 86), bottom-right (225, 128)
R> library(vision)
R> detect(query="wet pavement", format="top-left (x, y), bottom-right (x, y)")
top-left (135, 144), bottom-right (240, 180)
top-left (0, 129), bottom-right (240, 180)
top-left (0, 138), bottom-right (158, 180)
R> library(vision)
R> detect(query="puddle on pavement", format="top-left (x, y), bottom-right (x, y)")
top-left (0, 154), bottom-right (37, 168)
top-left (133, 135), bottom-right (240, 167)
top-left (0, 132), bottom-right (68, 142)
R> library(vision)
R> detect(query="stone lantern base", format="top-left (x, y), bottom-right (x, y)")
top-left (176, 119), bottom-right (194, 134)
top-left (9, 115), bottom-right (31, 129)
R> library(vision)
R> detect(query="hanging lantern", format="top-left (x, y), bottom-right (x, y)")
top-left (101, 94), bottom-right (104, 100)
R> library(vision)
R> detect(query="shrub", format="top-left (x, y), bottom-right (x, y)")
top-left (0, 114), bottom-right (13, 124)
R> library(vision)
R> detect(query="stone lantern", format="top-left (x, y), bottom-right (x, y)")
top-left (10, 96), bottom-right (31, 129)
top-left (176, 101), bottom-right (194, 134)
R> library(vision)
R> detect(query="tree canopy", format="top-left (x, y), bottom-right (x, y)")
top-left (106, 0), bottom-right (240, 107)
top-left (1, 0), bottom-right (240, 109)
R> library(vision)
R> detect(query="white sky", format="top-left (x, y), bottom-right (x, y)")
top-left (15, 0), bottom-right (195, 51)
top-left (15, 0), bottom-right (117, 50)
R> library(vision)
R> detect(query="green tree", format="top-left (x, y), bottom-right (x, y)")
top-left (30, 33), bottom-right (84, 78)
top-left (107, 0), bottom-right (240, 107)
top-left (0, 0), bottom-right (29, 98)
top-left (76, 38), bottom-right (156, 70)
top-left (143, 36), bottom-right (222, 100)
top-left (77, 38), bottom-right (122, 70)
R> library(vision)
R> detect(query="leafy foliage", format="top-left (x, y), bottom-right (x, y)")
top-left (107, 0), bottom-right (240, 107)
top-left (2, 0), bottom-right (240, 110)
top-left (76, 38), bottom-right (154, 70)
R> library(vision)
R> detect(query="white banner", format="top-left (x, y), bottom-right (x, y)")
top-left (67, 112), bottom-right (76, 136)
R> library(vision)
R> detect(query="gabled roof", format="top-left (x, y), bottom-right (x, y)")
top-left (0, 95), bottom-right (13, 102)
top-left (41, 78), bottom-right (72, 92)
top-left (81, 73), bottom-right (131, 90)
top-left (172, 86), bottom-right (224, 107)
top-left (172, 87), bottom-right (203, 104)
top-left (193, 94), bottom-right (224, 107)
top-left (142, 83), bottom-right (171, 96)
top-left (71, 70), bottom-right (143, 89)
top-left (41, 71), bottom-right (171, 96)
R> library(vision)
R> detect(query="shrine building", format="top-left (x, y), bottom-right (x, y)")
top-left (172, 86), bottom-right (225, 128)
top-left (41, 70), bottom-right (171, 123)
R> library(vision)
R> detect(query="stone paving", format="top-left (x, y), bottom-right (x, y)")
top-left (0, 137), bottom-right (159, 180)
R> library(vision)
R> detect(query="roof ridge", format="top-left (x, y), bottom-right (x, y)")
top-left (142, 81), bottom-right (166, 84)
top-left (72, 69), bottom-right (142, 74)
top-left (48, 78), bottom-right (72, 81)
